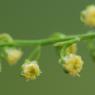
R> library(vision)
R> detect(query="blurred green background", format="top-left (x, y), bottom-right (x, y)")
top-left (0, 0), bottom-right (95, 95)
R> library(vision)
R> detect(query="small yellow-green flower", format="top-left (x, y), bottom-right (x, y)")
top-left (66, 44), bottom-right (77, 54)
top-left (21, 60), bottom-right (41, 80)
top-left (5, 48), bottom-right (22, 64)
top-left (63, 54), bottom-right (84, 77)
top-left (80, 5), bottom-right (95, 27)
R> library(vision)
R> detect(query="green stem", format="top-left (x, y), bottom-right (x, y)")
top-left (0, 32), bottom-right (95, 47)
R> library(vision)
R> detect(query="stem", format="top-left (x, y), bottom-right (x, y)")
top-left (0, 32), bottom-right (95, 47)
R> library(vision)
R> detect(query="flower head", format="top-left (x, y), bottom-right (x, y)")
top-left (21, 60), bottom-right (41, 80)
top-left (80, 5), bottom-right (95, 27)
top-left (66, 44), bottom-right (77, 54)
top-left (5, 48), bottom-right (22, 65)
top-left (62, 54), bottom-right (84, 77)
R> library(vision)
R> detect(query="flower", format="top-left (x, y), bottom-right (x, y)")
top-left (66, 44), bottom-right (77, 54)
top-left (21, 60), bottom-right (41, 80)
top-left (5, 48), bottom-right (22, 64)
top-left (80, 5), bottom-right (95, 27)
top-left (62, 54), bottom-right (84, 77)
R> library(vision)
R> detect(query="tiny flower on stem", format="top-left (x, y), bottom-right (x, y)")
top-left (62, 54), bottom-right (84, 77)
top-left (66, 43), bottom-right (77, 54)
top-left (21, 60), bottom-right (41, 80)
top-left (5, 48), bottom-right (22, 65)
top-left (80, 5), bottom-right (95, 27)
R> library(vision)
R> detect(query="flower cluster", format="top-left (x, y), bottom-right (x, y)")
top-left (59, 44), bottom-right (84, 77)
top-left (0, 4), bottom-right (94, 81)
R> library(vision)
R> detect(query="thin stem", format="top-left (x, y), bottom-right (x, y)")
top-left (0, 32), bottom-right (95, 47)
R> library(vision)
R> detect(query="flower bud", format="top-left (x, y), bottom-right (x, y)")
top-left (80, 5), bottom-right (95, 27)
top-left (66, 44), bottom-right (77, 54)
top-left (5, 48), bottom-right (22, 65)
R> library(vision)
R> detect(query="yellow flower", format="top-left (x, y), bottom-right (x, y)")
top-left (66, 44), bottom-right (77, 54)
top-left (63, 54), bottom-right (84, 77)
top-left (21, 60), bottom-right (41, 80)
top-left (5, 48), bottom-right (22, 64)
top-left (80, 5), bottom-right (95, 27)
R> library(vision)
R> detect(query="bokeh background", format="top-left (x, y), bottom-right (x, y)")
top-left (0, 0), bottom-right (95, 95)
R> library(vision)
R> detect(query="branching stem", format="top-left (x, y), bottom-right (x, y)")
top-left (0, 32), bottom-right (95, 47)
